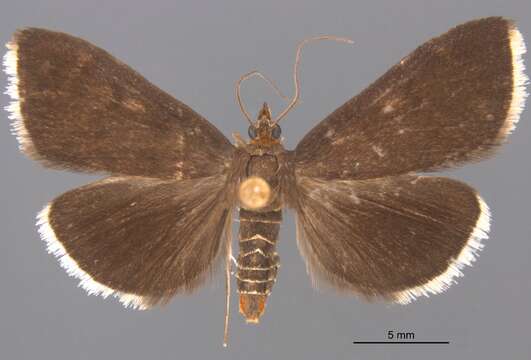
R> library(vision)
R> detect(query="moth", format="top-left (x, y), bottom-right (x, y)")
top-left (3, 17), bottom-right (527, 347)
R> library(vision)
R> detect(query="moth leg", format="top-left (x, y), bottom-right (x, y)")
top-left (223, 212), bottom-right (233, 348)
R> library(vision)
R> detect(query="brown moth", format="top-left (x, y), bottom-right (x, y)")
top-left (3, 17), bottom-right (528, 346)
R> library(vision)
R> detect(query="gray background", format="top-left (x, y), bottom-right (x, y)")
top-left (1, 1), bottom-right (530, 359)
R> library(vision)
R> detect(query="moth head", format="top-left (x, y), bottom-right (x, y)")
top-left (247, 102), bottom-right (282, 145)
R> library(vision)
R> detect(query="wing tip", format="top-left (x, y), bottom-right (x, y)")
top-left (392, 194), bottom-right (491, 305)
top-left (36, 204), bottom-right (151, 310)
top-left (501, 23), bottom-right (529, 139)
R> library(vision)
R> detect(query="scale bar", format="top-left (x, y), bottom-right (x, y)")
top-left (353, 341), bottom-right (450, 344)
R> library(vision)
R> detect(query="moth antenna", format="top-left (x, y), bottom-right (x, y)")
top-left (236, 70), bottom-right (288, 125)
top-left (273, 35), bottom-right (354, 125)
top-left (223, 212), bottom-right (234, 348)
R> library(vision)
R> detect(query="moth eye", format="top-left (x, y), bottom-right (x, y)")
top-left (248, 125), bottom-right (258, 139)
top-left (271, 124), bottom-right (281, 139)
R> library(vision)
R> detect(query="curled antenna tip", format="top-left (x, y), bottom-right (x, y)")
top-left (273, 35), bottom-right (355, 124)
top-left (310, 35), bottom-right (354, 44)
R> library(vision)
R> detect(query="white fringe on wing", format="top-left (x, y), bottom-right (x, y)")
top-left (37, 205), bottom-right (149, 310)
top-left (501, 24), bottom-right (528, 138)
top-left (393, 195), bottom-right (491, 304)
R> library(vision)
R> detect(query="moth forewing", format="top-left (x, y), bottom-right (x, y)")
top-left (294, 17), bottom-right (527, 180)
top-left (3, 28), bottom-right (235, 179)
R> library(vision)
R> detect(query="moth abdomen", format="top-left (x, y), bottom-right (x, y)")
top-left (237, 208), bottom-right (281, 323)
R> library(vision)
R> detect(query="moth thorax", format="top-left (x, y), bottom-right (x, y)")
top-left (239, 293), bottom-right (267, 323)
top-left (238, 176), bottom-right (271, 210)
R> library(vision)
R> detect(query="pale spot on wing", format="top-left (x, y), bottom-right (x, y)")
top-left (176, 133), bottom-right (185, 149)
top-left (383, 104), bottom-right (394, 113)
top-left (410, 177), bottom-right (421, 185)
top-left (399, 53), bottom-right (411, 65)
top-left (123, 98), bottom-right (146, 112)
top-left (369, 86), bottom-right (393, 106)
top-left (98, 86), bottom-right (114, 106)
top-left (348, 191), bottom-right (361, 205)
top-left (77, 50), bottom-right (93, 65)
top-left (434, 45), bottom-right (447, 54)
top-left (332, 137), bottom-right (346, 145)
top-left (177, 107), bottom-right (184, 117)
top-left (371, 145), bottom-right (385, 158)
top-left (381, 96), bottom-right (403, 114)
top-left (175, 161), bottom-right (184, 179)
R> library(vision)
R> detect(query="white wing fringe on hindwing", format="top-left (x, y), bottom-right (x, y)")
top-left (37, 205), bottom-right (150, 310)
top-left (392, 195), bottom-right (491, 304)
top-left (294, 185), bottom-right (491, 304)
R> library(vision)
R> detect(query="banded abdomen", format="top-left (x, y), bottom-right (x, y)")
top-left (237, 207), bottom-right (281, 323)
top-left (237, 152), bottom-right (281, 323)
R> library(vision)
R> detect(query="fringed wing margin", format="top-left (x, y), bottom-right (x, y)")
top-left (3, 28), bottom-right (234, 179)
top-left (294, 175), bottom-right (490, 304)
top-left (37, 175), bottom-right (232, 309)
top-left (295, 17), bottom-right (527, 180)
